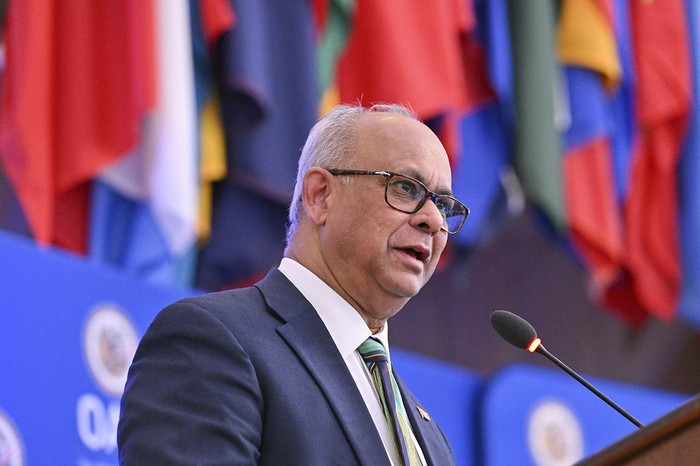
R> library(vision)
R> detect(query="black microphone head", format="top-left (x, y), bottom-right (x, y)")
top-left (490, 310), bottom-right (538, 349)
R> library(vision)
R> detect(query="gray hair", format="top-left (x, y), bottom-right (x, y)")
top-left (285, 103), bottom-right (419, 244)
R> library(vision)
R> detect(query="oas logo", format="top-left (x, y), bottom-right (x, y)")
top-left (0, 410), bottom-right (24, 466)
top-left (83, 304), bottom-right (139, 398)
top-left (527, 399), bottom-right (584, 466)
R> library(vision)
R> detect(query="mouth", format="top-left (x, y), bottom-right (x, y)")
top-left (397, 246), bottom-right (430, 263)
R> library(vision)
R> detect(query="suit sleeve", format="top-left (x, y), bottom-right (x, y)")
top-left (117, 300), bottom-right (263, 465)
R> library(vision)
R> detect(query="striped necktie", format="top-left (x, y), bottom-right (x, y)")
top-left (358, 337), bottom-right (421, 466)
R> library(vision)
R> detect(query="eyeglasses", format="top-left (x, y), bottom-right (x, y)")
top-left (327, 169), bottom-right (469, 234)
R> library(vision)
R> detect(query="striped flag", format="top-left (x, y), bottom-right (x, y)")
top-left (90, 0), bottom-right (200, 287)
top-left (0, 0), bottom-right (157, 253)
top-left (556, 0), bottom-right (626, 309)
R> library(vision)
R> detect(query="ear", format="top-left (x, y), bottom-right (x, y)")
top-left (301, 167), bottom-right (333, 226)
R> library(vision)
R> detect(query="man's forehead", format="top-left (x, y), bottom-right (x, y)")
top-left (354, 114), bottom-right (435, 154)
top-left (355, 111), bottom-right (415, 134)
top-left (354, 112), bottom-right (451, 178)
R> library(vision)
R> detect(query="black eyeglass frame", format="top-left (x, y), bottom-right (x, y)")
top-left (327, 169), bottom-right (469, 234)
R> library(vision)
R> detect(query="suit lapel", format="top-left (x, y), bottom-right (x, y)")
top-left (256, 270), bottom-right (391, 466)
top-left (393, 372), bottom-right (456, 466)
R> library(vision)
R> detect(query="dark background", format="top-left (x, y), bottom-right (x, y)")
top-left (392, 206), bottom-right (700, 395)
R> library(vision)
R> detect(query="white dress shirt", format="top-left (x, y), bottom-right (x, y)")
top-left (278, 258), bottom-right (426, 466)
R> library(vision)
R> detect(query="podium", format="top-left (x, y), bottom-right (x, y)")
top-left (576, 395), bottom-right (700, 465)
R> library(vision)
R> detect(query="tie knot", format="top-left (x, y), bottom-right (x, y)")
top-left (358, 337), bottom-right (388, 364)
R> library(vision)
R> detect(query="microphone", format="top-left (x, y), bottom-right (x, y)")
top-left (490, 309), bottom-right (645, 429)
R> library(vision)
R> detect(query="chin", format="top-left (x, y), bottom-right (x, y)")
top-left (389, 277), bottom-right (425, 299)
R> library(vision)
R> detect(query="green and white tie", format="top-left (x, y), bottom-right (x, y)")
top-left (358, 337), bottom-right (421, 466)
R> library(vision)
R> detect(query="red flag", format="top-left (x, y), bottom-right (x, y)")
top-left (615, 0), bottom-right (691, 320)
top-left (0, 0), bottom-right (157, 253)
top-left (337, 0), bottom-right (473, 117)
top-left (336, 0), bottom-right (477, 160)
top-left (564, 138), bottom-right (624, 287)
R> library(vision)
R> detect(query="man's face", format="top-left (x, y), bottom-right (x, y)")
top-left (321, 113), bottom-right (453, 323)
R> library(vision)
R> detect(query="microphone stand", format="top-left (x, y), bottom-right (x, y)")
top-left (536, 344), bottom-right (645, 429)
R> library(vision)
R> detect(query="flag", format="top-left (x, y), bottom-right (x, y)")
top-left (558, 0), bottom-right (646, 325)
top-left (678, 0), bottom-right (700, 329)
top-left (313, 0), bottom-right (356, 115)
top-left (0, 166), bottom-right (31, 238)
top-left (195, 0), bottom-right (319, 291)
top-left (190, 0), bottom-right (235, 243)
top-left (452, 0), bottom-right (513, 246)
top-left (336, 0), bottom-right (474, 161)
top-left (555, 0), bottom-right (691, 326)
top-left (557, 0), bottom-right (620, 90)
top-left (609, 0), bottom-right (691, 321)
top-left (337, 0), bottom-right (472, 117)
top-left (331, 0), bottom-right (508, 244)
top-left (0, 0), bottom-right (157, 253)
top-left (0, 27), bottom-right (31, 239)
top-left (556, 0), bottom-right (626, 306)
top-left (508, 0), bottom-right (564, 232)
top-left (90, 0), bottom-right (200, 287)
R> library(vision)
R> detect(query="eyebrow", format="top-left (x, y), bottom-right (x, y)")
top-left (402, 168), bottom-right (454, 197)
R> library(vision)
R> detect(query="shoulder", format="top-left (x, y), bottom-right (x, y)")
top-left (149, 287), bottom-right (261, 330)
top-left (155, 268), bottom-right (291, 325)
top-left (143, 268), bottom-right (307, 347)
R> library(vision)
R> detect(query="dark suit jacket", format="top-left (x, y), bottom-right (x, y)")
top-left (118, 268), bottom-right (455, 465)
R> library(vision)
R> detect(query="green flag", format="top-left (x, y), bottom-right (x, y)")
top-left (508, 0), bottom-right (566, 232)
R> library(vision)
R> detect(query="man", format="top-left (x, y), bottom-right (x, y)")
top-left (118, 103), bottom-right (469, 465)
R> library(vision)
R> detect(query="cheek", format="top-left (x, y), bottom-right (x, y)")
top-left (428, 236), bottom-right (448, 270)
top-left (435, 235), bottom-right (448, 255)
top-left (342, 198), bottom-right (394, 238)
top-left (329, 203), bottom-right (386, 256)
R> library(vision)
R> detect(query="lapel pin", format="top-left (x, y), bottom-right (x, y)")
top-left (416, 406), bottom-right (431, 421)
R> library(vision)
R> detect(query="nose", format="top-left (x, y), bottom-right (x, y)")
top-left (409, 197), bottom-right (445, 235)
